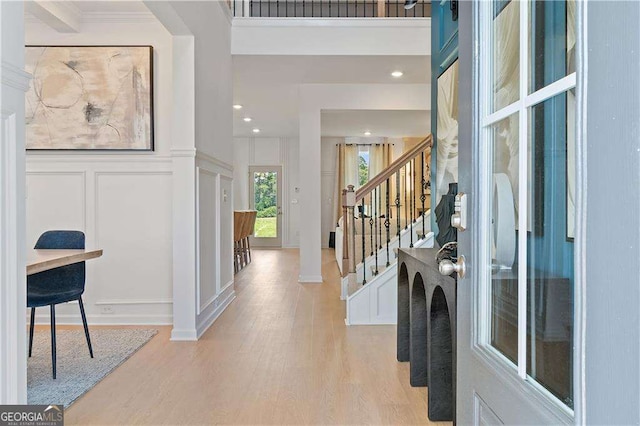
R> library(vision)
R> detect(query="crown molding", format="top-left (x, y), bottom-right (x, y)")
top-left (1, 62), bottom-right (32, 93)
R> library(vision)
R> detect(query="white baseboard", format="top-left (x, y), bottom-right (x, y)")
top-left (32, 314), bottom-right (172, 326)
top-left (170, 328), bottom-right (198, 341)
top-left (196, 289), bottom-right (236, 338)
top-left (298, 275), bottom-right (323, 283)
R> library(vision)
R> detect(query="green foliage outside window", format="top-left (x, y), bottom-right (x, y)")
top-left (359, 155), bottom-right (369, 187)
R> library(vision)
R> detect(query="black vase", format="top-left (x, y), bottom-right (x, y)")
top-left (435, 183), bottom-right (458, 247)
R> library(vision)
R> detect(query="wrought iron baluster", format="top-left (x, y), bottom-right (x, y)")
top-left (395, 171), bottom-right (401, 248)
top-left (378, 181), bottom-right (382, 249)
top-left (373, 188), bottom-right (378, 254)
top-left (421, 152), bottom-right (426, 237)
top-left (374, 187), bottom-right (378, 275)
top-left (404, 165), bottom-right (408, 230)
top-left (369, 195), bottom-right (374, 256)
top-left (385, 178), bottom-right (391, 266)
top-left (410, 159), bottom-right (414, 248)
top-left (361, 198), bottom-right (366, 284)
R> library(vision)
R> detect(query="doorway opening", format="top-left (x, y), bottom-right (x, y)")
top-left (249, 166), bottom-right (283, 247)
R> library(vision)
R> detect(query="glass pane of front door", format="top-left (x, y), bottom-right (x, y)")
top-left (529, 0), bottom-right (576, 93)
top-left (526, 91), bottom-right (575, 408)
top-left (489, 113), bottom-right (519, 364)
top-left (253, 171), bottom-right (278, 238)
top-left (492, 0), bottom-right (520, 112)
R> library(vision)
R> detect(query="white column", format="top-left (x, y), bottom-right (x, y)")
top-left (298, 106), bottom-right (323, 282)
top-left (0, 0), bottom-right (29, 404)
top-left (170, 36), bottom-right (198, 340)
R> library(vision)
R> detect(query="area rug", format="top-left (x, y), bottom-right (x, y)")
top-left (28, 328), bottom-right (157, 407)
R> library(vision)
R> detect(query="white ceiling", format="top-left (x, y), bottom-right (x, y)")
top-left (321, 110), bottom-right (430, 137)
top-left (71, 1), bottom-right (149, 13)
top-left (233, 55), bottom-right (430, 138)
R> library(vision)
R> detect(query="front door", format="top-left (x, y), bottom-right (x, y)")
top-left (249, 166), bottom-right (283, 248)
top-left (456, 0), bottom-right (579, 423)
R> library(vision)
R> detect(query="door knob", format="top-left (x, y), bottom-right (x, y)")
top-left (439, 255), bottom-right (466, 278)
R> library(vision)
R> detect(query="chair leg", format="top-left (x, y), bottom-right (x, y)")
top-left (78, 297), bottom-right (94, 358)
top-left (247, 238), bottom-right (252, 263)
top-left (242, 238), bottom-right (249, 267)
top-left (234, 242), bottom-right (239, 273)
top-left (50, 304), bottom-right (56, 379)
top-left (29, 307), bottom-right (35, 357)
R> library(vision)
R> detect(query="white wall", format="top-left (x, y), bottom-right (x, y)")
top-left (234, 137), bottom-right (300, 247)
top-left (232, 18), bottom-right (431, 56)
top-left (1, 0), bottom-right (29, 404)
top-left (172, 1), bottom-right (233, 164)
top-left (321, 137), bottom-right (340, 248)
top-left (25, 19), bottom-right (175, 325)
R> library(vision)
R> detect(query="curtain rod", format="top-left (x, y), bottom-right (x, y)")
top-left (335, 143), bottom-right (395, 146)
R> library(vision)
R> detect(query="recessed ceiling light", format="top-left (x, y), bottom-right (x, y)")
top-left (391, 71), bottom-right (404, 78)
top-left (364, 131), bottom-right (372, 136)
top-left (243, 117), bottom-right (252, 122)
top-left (233, 104), bottom-right (243, 110)
top-left (253, 128), bottom-right (261, 133)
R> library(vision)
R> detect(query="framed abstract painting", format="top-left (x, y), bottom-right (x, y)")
top-left (25, 45), bottom-right (154, 151)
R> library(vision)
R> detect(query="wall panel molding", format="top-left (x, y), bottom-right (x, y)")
top-left (196, 166), bottom-right (219, 315)
top-left (95, 299), bottom-right (172, 305)
top-left (196, 150), bottom-right (233, 174)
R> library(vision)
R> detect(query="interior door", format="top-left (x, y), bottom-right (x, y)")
top-left (456, 0), bottom-right (578, 424)
top-left (249, 166), bottom-right (282, 248)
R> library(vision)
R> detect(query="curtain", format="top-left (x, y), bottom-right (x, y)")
top-left (369, 144), bottom-right (392, 178)
top-left (369, 143), bottom-right (393, 219)
top-left (333, 144), bottom-right (358, 225)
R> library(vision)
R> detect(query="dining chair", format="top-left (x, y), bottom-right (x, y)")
top-left (27, 230), bottom-right (94, 379)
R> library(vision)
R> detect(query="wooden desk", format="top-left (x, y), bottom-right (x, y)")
top-left (27, 249), bottom-right (103, 275)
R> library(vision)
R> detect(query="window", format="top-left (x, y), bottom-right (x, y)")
top-left (358, 146), bottom-right (370, 188)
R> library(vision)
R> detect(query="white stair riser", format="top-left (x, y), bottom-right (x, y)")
top-left (344, 232), bottom-right (434, 325)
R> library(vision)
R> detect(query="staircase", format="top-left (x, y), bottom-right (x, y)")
top-left (340, 135), bottom-right (434, 325)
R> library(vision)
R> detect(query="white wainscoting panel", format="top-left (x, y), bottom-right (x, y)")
top-left (197, 167), bottom-right (218, 314)
top-left (219, 176), bottom-right (234, 288)
top-left (195, 152), bottom-right (235, 336)
top-left (94, 171), bottom-right (173, 311)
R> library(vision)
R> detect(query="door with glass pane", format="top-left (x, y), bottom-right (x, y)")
top-left (456, 0), bottom-right (578, 423)
top-left (249, 166), bottom-right (282, 247)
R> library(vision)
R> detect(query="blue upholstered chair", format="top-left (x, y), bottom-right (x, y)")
top-left (27, 230), bottom-right (93, 379)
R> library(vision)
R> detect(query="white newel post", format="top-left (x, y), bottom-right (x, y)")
top-left (343, 185), bottom-right (358, 294)
top-left (0, 1), bottom-right (29, 404)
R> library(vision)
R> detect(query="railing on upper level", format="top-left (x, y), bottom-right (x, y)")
top-left (227, 0), bottom-right (431, 18)
top-left (341, 135), bottom-right (433, 285)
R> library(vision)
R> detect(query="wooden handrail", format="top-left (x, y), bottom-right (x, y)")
top-left (354, 134), bottom-right (433, 202)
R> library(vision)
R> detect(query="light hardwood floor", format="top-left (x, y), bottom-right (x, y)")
top-left (62, 249), bottom-right (448, 425)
